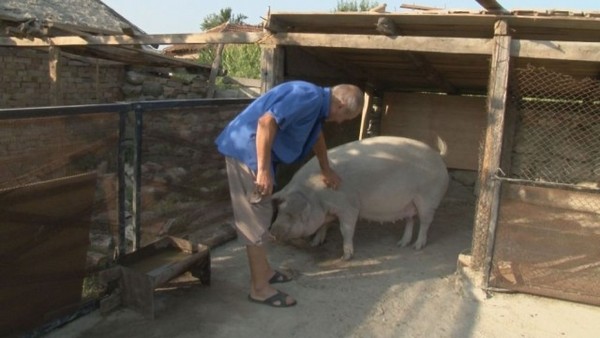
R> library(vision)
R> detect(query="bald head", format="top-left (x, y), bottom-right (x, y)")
top-left (329, 84), bottom-right (364, 123)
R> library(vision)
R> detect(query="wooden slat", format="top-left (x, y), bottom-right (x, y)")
top-left (380, 93), bottom-right (487, 170)
top-left (0, 173), bottom-right (97, 335)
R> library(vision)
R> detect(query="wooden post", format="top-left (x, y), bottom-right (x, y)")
top-left (260, 45), bottom-right (283, 93)
top-left (471, 20), bottom-right (511, 280)
top-left (95, 59), bottom-right (100, 103)
top-left (206, 43), bottom-right (225, 98)
top-left (359, 89), bottom-right (373, 140)
top-left (48, 45), bottom-right (61, 105)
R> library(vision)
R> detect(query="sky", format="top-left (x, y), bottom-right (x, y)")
top-left (101, 0), bottom-right (598, 34)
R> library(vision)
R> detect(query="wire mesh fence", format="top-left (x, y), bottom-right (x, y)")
top-left (509, 65), bottom-right (600, 189)
top-left (490, 64), bottom-right (600, 306)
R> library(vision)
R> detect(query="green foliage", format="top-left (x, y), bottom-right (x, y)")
top-left (200, 7), bottom-right (248, 31)
top-left (221, 44), bottom-right (261, 79)
top-left (335, 0), bottom-right (380, 12)
top-left (197, 44), bottom-right (261, 79)
top-left (197, 7), bottom-right (260, 83)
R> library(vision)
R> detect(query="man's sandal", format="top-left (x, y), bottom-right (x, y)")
top-left (268, 270), bottom-right (293, 284)
top-left (248, 290), bottom-right (297, 307)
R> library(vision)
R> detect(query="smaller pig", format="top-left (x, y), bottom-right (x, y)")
top-left (270, 136), bottom-right (449, 260)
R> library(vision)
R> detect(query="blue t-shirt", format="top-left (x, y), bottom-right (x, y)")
top-left (215, 81), bottom-right (331, 174)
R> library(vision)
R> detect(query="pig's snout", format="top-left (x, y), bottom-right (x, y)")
top-left (269, 222), bottom-right (288, 240)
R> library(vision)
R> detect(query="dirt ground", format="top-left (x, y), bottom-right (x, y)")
top-left (48, 179), bottom-right (600, 338)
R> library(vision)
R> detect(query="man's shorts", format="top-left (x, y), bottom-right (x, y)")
top-left (225, 157), bottom-right (275, 246)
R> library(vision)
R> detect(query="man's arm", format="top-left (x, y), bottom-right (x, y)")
top-left (255, 112), bottom-right (278, 196)
top-left (313, 131), bottom-right (341, 189)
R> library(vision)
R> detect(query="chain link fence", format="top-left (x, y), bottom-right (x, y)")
top-left (509, 65), bottom-right (600, 189)
top-left (490, 64), bottom-right (600, 306)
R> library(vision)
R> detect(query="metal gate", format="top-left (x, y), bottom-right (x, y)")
top-left (488, 65), bottom-right (600, 306)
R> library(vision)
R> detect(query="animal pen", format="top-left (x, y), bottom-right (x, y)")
top-left (1, 4), bottom-right (600, 336)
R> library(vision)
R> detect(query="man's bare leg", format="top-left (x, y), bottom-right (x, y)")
top-left (246, 244), bottom-right (296, 306)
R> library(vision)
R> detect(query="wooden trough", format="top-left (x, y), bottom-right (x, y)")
top-left (118, 236), bottom-right (210, 319)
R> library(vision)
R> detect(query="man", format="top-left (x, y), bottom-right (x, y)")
top-left (215, 80), bottom-right (364, 307)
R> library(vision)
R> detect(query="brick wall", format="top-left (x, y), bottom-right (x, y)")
top-left (0, 47), bottom-right (124, 108)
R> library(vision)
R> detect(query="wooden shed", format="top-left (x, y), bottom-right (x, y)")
top-left (2, 1), bottom-right (599, 310)
top-left (257, 8), bottom-right (600, 306)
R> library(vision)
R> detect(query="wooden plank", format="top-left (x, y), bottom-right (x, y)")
top-left (380, 93), bottom-right (487, 170)
top-left (118, 237), bottom-right (210, 319)
top-left (268, 33), bottom-right (494, 55)
top-left (0, 32), bottom-right (265, 47)
top-left (511, 39), bottom-right (600, 63)
top-left (260, 46), bottom-right (284, 93)
top-left (0, 173), bottom-right (97, 335)
top-left (472, 20), bottom-right (512, 276)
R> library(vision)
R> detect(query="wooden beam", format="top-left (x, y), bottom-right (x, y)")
top-left (511, 39), bottom-right (600, 63)
top-left (400, 4), bottom-right (442, 11)
top-left (267, 33), bottom-right (493, 55)
top-left (268, 33), bottom-right (600, 63)
top-left (475, 0), bottom-right (509, 13)
top-left (0, 32), bottom-right (265, 47)
top-left (2, 32), bottom-right (599, 62)
top-left (471, 20), bottom-right (511, 278)
top-left (206, 44), bottom-right (224, 98)
top-left (300, 47), bottom-right (367, 81)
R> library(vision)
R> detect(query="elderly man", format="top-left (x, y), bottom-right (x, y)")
top-left (215, 80), bottom-right (364, 307)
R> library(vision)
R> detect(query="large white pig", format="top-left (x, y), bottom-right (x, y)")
top-left (270, 136), bottom-right (449, 260)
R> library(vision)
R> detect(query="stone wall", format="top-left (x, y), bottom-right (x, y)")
top-left (0, 47), bottom-right (210, 108)
top-left (121, 68), bottom-right (208, 101)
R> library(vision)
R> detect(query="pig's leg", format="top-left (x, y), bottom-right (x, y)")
top-left (311, 223), bottom-right (330, 246)
top-left (338, 210), bottom-right (359, 260)
top-left (398, 217), bottom-right (414, 247)
top-left (413, 198), bottom-right (436, 250)
top-left (398, 202), bottom-right (418, 247)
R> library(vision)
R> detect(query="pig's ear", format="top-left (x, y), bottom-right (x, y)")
top-left (271, 191), bottom-right (283, 206)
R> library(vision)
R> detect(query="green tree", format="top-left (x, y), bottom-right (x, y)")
top-left (197, 8), bottom-right (261, 85)
top-left (335, 0), bottom-right (380, 12)
top-left (200, 7), bottom-right (248, 31)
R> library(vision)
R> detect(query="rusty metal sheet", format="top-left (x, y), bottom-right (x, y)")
top-left (489, 184), bottom-right (600, 306)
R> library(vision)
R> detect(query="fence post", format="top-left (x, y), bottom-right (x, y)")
top-left (471, 20), bottom-right (511, 284)
top-left (260, 45), bottom-right (283, 93)
top-left (117, 109), bottom-right (127, 257)
top-left (132, 104), bottom-right (143, 250)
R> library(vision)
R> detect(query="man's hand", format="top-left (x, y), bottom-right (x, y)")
top-left (321, 167), bottom-right (341, 190)
top-left (255, 169), bottom-right (274, 196)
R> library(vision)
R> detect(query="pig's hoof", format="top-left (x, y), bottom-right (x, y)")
top-left (310, 237), bottom-right (325, 247)
top-left (341, 252), bottom-right (353, 260)
top-left (397, 239), bottom-right (411, 247)
top-left (413, 241), bottom-right (426, 250)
